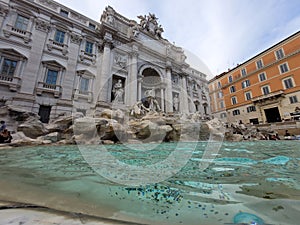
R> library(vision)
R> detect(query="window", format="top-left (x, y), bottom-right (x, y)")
top-left (45, 69), bottom-right (58, 85)
top-left (228, 75), bottom-right (233, 83)
top-left (220, 113), bottom-right (227, 118)
top-left (1, 59), bottom-right (17, 76)
top-left (15, 15), bottom-right (29, 31)
top-left (279, 63), bottom-right (289, 73)
top-left (245, 91), bottom-right (252, 101)
top-left (241, 79), bottom-right (250, 88)
top-left (172, 75), bottom-right (179, 85)
top-left (259, 72), bottom-right (266, 82)
top-left (89, 23), bottom-right (96, 30)
top-left (289, 96), bottom-right (298, 104)
top-left (36, 61), bottom-right (64, 97)
top-left (74, 70), bottom-right (94, 102)
top-left (232, 109), bottom-right (240, 116)
top-left (54, 30), bottom-right (65, 44)
top-left (220, 101), bottom-right (224, 109)
top-left (85, 41), bottom-right (93, 54)
top-left (241, 68), bottom-right (247, 76)
top-left (262, 85), bottom-right (270, 95)
top-left (230, 85), bottom-right (236, 93)
top-left (256, 59), bottom-right (263, 69)
top-left (192, 81), bottom-right (197, 90)
top-left (231, 96), bottom-right (237, 105)
top-left (80, 77), bottom-right (89, 92)
top-left (247, 105), bottom-right (256, 113)
top-left (250, 118), bottom-right (259, 124)
top-left (283, 77), bottom-right (294, 89)
top-left (60, 9), bottom-right (69, 17)
top-left (218, 91), bottom-right (223, 98)
top-left (217, 81), bottom-right (221, 88)
top-left (275, 48), bottom-right (284, 60)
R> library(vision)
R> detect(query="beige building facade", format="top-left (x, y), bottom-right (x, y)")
top-left (209, 31), bottom-right (300, 125)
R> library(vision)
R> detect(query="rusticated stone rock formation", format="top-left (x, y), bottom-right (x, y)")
top-left (0, 105), bottom-right (279, 147)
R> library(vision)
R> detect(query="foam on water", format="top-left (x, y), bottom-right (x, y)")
top-left (261, 156), bottom-right (290, 165)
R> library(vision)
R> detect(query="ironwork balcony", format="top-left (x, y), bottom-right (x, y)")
top-left (36, 82), bottom-right (62, 98)
top-left (0, 74), bottom-right (21, 91)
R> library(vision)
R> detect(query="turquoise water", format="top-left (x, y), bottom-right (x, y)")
top-left (0, 141), bottom-right (299, 225)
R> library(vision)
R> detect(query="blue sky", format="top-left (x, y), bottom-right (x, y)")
top-left (57, 0), bottom-right (300, 79)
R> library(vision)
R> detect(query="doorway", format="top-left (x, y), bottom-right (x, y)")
top-left (249, 118), bottom-right (259, 124)
top-left (38, 105), bottom-right (51, 123)
top-left (264, 107), bottom-right (281, 123)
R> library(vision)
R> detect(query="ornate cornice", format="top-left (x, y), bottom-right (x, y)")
top-left (35, 19), bottom-right (51, 33)
top-left (70, 34), bottom-right (82, 45)
top-left (38, 0), bottom-right (58, 10)
top-left (0, 4), bottom-right (9, 18)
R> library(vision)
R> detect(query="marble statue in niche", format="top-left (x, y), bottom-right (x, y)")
top-left (112, 79), bottom-right (124, 103)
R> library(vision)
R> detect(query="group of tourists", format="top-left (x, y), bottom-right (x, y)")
top-left (0, 121), bottom-right (12, 144)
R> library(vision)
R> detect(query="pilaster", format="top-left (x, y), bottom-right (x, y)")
top-left (97, 32), bottom-right (113, 103)
top-left (165, 63), bottom-right (173, 113)
top-left (126, 46), bottom-right (138, 106)
top-left (180, 75), bottom-right (190, 114)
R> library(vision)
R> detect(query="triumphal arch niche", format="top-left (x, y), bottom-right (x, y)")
top-left (97, 6), bottom-right (210, 116)
top-left (138, 66), bottom-right (165, 111)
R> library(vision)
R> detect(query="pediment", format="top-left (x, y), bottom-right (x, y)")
top-left (0, 48), bottom-right (27, 59)
top-left (77, 69), bottom-right (95, 78)
top-left (42, 60), bottom-right (66, 69)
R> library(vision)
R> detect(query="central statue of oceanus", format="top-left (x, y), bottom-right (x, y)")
top-left (130, 89), bottom-right (161, 117)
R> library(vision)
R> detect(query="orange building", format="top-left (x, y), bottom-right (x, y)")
top-left (209, 31), bottom-right (300, 124)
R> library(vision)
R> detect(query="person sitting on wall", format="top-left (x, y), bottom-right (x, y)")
top-left (284, 130), bottom-right (291, 136)
top-left (0, 120), bottom-right (6, 132)
top-left (0, 129), bottom-right (12, 143)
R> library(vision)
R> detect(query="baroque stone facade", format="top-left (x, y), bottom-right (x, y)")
top-left (0, 0), bottom-right (210, 123)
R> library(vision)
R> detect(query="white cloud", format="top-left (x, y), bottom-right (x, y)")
top-left (57, 0), bottom-right (300, 79)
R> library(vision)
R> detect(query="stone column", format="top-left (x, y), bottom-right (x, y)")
top-left (165, 62), bottom-right (173, 113)
top-left (160, 87), bottom-right (165, 112)
top-left (20, 21), bottom-right (49, 95)
top-left (189, 84), bottom-right (195, 113)
top-left (180, 75), bottom-right (190, 114)
top-left (138, 77), bottom-right (143, 101)
top-left (127, 46), bottom-right (138, 106)
top-left (14, 60), bottom-right (22, 78)
top-left (8, 9), bottom-right (17, 25)
top-left (28, 16), bottom-right (34, 33)
top-left (75, 74), bottom-right (80, 90)
top-left (0, 6), bottom-right (8, 27)
top-left (97, 33), bottom-right (112, 103)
